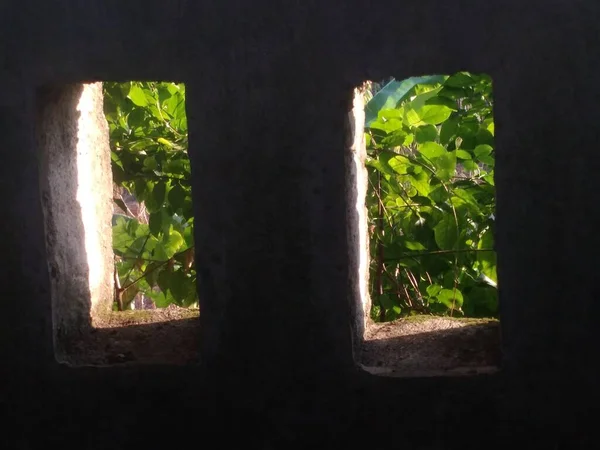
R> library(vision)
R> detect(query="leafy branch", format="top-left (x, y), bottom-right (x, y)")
top-left (365, 72), bottom-right (497, 320)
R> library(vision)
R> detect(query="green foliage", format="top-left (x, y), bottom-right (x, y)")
top-left (104, 81), bottom-right (196, 310)
top-left (365, 72), bottom-right (498, 321)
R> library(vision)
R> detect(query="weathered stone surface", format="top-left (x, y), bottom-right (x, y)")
top-left (37, 83), bottom-right (114, 361)
top-left (347, 86), bottom-right (371, 356)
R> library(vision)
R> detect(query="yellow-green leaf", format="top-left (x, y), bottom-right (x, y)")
top-left (128, 85), bottom-right (148, 107)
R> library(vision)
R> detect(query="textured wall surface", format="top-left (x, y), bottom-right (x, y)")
top-left (1, 0), bottom-right (600, 447)
top-left (346, 87), bottom-right (371, 353)
top-left (36, 83), bottom-right (113, 361)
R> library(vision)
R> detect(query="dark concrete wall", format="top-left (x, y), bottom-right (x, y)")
top-left (2, 0), bottom-right (600, 447)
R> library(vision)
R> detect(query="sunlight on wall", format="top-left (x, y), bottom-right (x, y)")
top-left (76, 83), bottom-right (111, 309)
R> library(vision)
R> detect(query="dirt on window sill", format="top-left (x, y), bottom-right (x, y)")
top-left (360, 315), bottom-right (501, 377)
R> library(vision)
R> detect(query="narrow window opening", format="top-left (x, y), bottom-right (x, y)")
top-left (37, 81), bottom-right (199, 367)
top-left (348, 73), bottom-right (500, 377)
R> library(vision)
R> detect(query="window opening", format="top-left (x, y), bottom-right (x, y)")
top-left (351, 73), bottom-right (500, 376)
top-left (105, 81), bottom-right (197, 314)
top-left (37, 81), bottom-right (199, 367)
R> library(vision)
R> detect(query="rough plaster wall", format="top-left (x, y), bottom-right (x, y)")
top-left (36, 83), bottom-right (113, 359)
top-left (186, 75), bottom-right (357, 383)
top-left (2, 0), bottom-right (600, 447)
top-left (77, 83), bottom-right (113, 321)
top-left (346, 86), bottom-right (371, 352)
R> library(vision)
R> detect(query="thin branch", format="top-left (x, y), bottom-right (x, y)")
top-left (384, 248), bottom-right (494, 261)
top-left (124, 234), bottom-right (150, 282)
top-left (374, 170), bottom-right (386, 322)
top-left (118, 246), bottom-right (196, 291)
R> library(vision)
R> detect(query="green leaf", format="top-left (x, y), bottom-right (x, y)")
top-left (144, 262), bottom-right (160, 287)
top-left (425, 186), bottom-right (445, 204)
top-left (439, 114), bottom-right (459, 145)
top-left (473, 144), bottom-right (492, 156)
top-left (157, 270), bottom-right (170, 294)
top-left (474, 144), bottom-right (495, 166)
top-left (133, 222), bottom-right (150, 238)
top-left (418, 142), bottom-right (446, 160)
top-left (436, 288), bottom-right (464, 309)
top-left (143, 156), bottom-right (158, 171)
top-left (157, 137), bottom-right (174, 148)
top-left (152, 291), bottom-right (173, 308)
top-left (121, 285), bottom-right (140, 308)
top-left (404, 88), bottom-right (453, 126)
top-left (438, 86), bottom-right (468, 100)
top-left (415, 125), bottom-right (438, 143)
top-left (370, 116), bottom-right (403, 134)
top-left (113, 220), bottom-right (137, 254)
top-left (477, 228), bottom-right (497, 285)
top-left (366, 158), bottom-right (394, 177)
top-left (476, 129), bottom-right (495, 147)
top-left (378, 108), bottom-right (402, 120)
top-left (124, 236), bottom-right (150, 258)
top-left (458, 119), bottom-right (479, 138)
top-left (149, 211), bottom-right (163, 237)
top-left (444, 72), bottom-right (475, 88)
top-left (462, 159), bottom-right (479, 171)
top-left (387, 156), bottom-right (410, 175)
top-left (182, 198), bottom-right (194, 220)
top-left (157, 85), bottom-right (173, 104)
top-left (153, 181), bottom-right (167, 206)
top-left (464, 286), bottom-right (498, 316)
top-left (485, 119), bottom-right (495, 136)
top-left (455, 150), bottom-right (472, 160)
top-left (451, 188), bottom-right (481, 214)
top-left (426, 284), bottom-right (442, 297)
top-left (169, 270), bottom-right (197, 306)
top-left (434, 216), bottom-right (458, 250)
top-left (163, 158), bottom-right (190, 176)
top-left (381, 130), bottom-right (410, 147)
top-left (432, 151), bottom-right (456, 181)
top-left (483, 171), bottom-right (495, 186)
top-left (145, 181), bottom-right (166, 212)
top-left (148, 104), bottom-right (165, 121)
top-left (378, 293), bottom-right (395, 310)
top-left (404, 240), bottom-right (426, 251)
top-left (365, 75), bottom-right (447, 126)
top-left (167, 183), bottom-right (187, 211)
top-left (408, 170), bottom-right (432, 197)
top-left (134, 179), bottom-right (149, 200)
top-left (418, 105), bottom-right (454, 125)
top-left (167, 83), bottom-right (181, 95)
top-left (183, 225), bottom-right (194, 248)
top-left (424, 96), bottom-right (457, 110)
top-left (161, 230), bottom-right (184, 258)
top-left (128, 85), bottom-right (149, 107)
